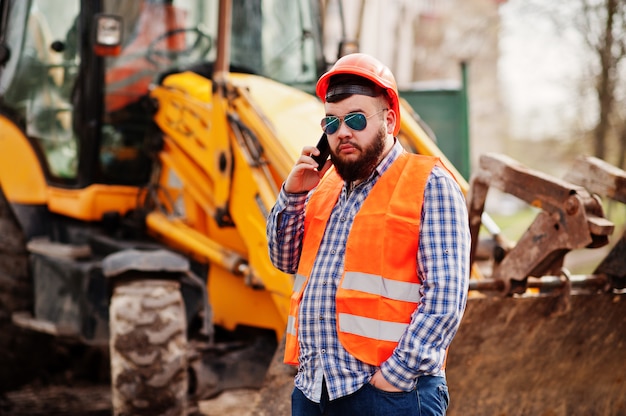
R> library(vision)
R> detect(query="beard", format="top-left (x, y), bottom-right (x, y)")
top-left (330, 125), bottom-right (387, 183)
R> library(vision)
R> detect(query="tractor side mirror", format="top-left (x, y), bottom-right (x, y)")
top-left (93, 14), bottom-right (123, 56)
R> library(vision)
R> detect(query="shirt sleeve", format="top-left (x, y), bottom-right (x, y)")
top-left (380, 166), bottom-right (471, 390)
top-left (266, 186), bottom-right (309, 274)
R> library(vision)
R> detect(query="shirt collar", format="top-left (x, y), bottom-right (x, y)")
top-left (375, 138), bottom-right (404, 178)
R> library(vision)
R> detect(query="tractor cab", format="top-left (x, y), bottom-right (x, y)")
top-left (0, 0), bottom-right (325, 189)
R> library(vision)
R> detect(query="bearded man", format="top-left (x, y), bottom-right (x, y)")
top-left (266, 53), bottom-right (471, 416)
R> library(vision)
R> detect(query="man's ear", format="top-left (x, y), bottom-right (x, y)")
top-left (386, 108), bottom-right (397, 134)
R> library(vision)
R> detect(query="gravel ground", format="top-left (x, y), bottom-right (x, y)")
top-left (1, 384), bottom-right (263, 416)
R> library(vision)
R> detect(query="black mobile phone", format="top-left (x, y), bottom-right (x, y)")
top-left (312, 133), bottom-right (330, 167)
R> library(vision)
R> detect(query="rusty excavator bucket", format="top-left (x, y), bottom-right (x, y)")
top-left (254, 154), bottom-right (626, 416)
top-left (447, 154), bottom-right (626, 416)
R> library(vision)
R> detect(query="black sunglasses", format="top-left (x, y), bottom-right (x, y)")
top-left (321, 109), bottom-right (388, 135)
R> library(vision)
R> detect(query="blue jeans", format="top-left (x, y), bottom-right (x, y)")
top-left (291, 375), bottom-right (449, 416)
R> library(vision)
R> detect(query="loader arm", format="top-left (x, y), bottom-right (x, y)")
top-left (564, 155), bottom-right (626, 289)
top-left (468, 153), bottom-right (614, 294)
top-left (150, 71), bottom-right (234, 226)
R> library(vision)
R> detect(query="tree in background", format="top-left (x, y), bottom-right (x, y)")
top-left (509, 0), bottom-right (625, 169)
top-left (577, 0), bottom-right (626, 168)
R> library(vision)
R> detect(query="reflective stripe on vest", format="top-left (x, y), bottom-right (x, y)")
top-left (342, 271), bottom-right (422, 303)
top-left (338, 313), bottom-right (410, 342)
top-left (293, 273), bottom-right (307, 294)
top-left (286, 274), bottom-right (307, 338)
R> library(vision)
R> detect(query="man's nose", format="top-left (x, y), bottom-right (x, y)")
top-left (336, 119), bottom-right (353, 137)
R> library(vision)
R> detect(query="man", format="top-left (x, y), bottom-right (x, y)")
top-left (266, 53), bottom-right (470, 416)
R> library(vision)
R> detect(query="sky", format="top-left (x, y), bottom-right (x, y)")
top-left (497, 0), bottom-right (595, 140)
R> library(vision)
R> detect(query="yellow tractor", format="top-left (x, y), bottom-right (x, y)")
top-left (0, 0), bottom-right (624, 415)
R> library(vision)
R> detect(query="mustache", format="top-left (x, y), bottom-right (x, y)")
top-left (335, 140), bottom-right (361, 152)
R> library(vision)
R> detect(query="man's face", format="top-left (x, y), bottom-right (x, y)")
top-left (324, 95), bottom-right (391, 183)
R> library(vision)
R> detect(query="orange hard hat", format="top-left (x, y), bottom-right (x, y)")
top-left (316, 53), bottom-right (401, 135)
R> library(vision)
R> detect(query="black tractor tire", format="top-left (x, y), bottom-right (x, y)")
top-left (0, 188), bottom-right (30, 315)
top-left (109, 278), bottom-right (188, 416)
top-left (0, 187), bottom-right (43, 392)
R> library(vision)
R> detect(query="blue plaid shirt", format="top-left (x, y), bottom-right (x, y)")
top-left (266, 140), bottom-right (470, 402)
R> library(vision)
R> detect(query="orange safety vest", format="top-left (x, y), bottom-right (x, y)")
top-left (284, 153), bottom-right (440, 366)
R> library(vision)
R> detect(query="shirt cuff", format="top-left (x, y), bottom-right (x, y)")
top-left (380, 354), bottom-right (418, 391)
top-left (280, 186), bottom-right (308, 214)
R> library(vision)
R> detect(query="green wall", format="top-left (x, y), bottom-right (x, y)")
top-left (399, 63), bottom-right (470, 179)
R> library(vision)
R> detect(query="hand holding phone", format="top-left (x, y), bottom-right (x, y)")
top-left (311, 133), bottom-right (330, 167)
